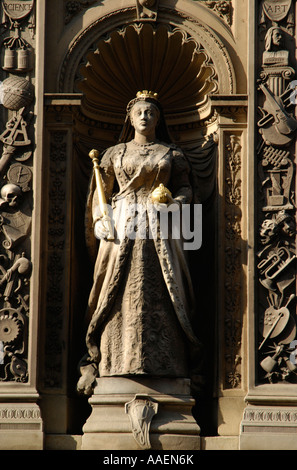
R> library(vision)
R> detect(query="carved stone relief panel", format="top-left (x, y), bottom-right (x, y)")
top-left (44, 129), bottom-right (68, 389)
top-left (256, 0), bottom-right (297, 384)
top-left (41, 104), bottom-right (79, 393)
top-left (208, 94), bottom-right (247, 398)
top-left (224, 133), bottom-right (243, 389)
top-left (0, 1), bottom-right (35, 383)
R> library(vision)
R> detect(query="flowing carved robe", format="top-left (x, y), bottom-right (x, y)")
top-left (85, 141), bottom-right (200, 378)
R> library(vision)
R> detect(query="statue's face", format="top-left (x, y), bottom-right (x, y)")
top-left (272, 28), bottom-right (283, 48)
top-left (281, 217), bottom-right (295, 237)
top-left (130, 101), bottom-right (159, 137)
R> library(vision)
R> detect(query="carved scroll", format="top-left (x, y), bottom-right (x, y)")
top-left (256, 0), bottom-right (297, 384)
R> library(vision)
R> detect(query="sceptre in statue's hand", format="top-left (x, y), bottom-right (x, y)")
top-left (89, 149), bottom-right (114, 241)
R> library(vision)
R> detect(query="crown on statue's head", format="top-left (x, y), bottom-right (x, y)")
top-left (126, 90), bottom-right (160, 114)
top-left (136, 90), bottom-right (158, 100)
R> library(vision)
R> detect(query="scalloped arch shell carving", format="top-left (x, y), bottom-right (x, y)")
top-left (76, 23), bottom-right (218, 123)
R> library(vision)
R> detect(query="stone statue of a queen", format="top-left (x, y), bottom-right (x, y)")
top-left (77, 91), bottom-right (202, 396)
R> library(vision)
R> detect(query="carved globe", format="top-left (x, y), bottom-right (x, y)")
top-left (1, 76), bottom-right (34, 111)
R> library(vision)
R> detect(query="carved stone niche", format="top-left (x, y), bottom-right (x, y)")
top-left (56, 2), bottom-right (239, 447)
top-left (75, 22), bottom-right (218, 126)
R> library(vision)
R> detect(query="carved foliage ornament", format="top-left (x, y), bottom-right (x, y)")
top-left (203, 1), bottom-right (233, 26)
top-left (65, 0), bottom-right (97, 24)
top-left (43, 131), bottom-right (67, 388)
top-left (224, 134), bottom-right (242, 389)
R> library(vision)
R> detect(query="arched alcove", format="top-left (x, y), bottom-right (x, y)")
top-left (58, 1), bottom-right (237, 96)
top-left (76, 23), bottom-right (218, 124)
top-left (43, 2), bottom-right (244, 438)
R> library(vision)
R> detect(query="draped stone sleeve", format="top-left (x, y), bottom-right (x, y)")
top-left (169, 149), bottom-right (193, 205)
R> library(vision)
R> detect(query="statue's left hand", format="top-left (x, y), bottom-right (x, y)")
top-left (154, 194), bottom-right (181, 213)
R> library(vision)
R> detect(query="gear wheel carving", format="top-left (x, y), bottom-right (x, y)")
top-left (0, 309), bottom-right (22, 344)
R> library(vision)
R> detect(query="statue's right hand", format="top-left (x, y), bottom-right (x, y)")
top-left (94, 218), bottom-right (111, 240)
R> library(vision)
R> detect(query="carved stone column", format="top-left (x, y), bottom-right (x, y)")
top-left (210, 95), bottom-right (248, 436)
top-left (0, 0), bottom-right (44, 449)
top-left (240, 0), bottom-right (297, 450)
top-left (38, 95), bottom-right (82, 435)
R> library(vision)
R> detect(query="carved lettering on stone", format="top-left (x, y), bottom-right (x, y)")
top-left (259, 0), bottom-right (295, 34)
top-left (262, 0), bottom-right (292, 22)
top-left (2, 1), bottom-right (34, 21)
top-left (1, 1), bottom-right (35, 72)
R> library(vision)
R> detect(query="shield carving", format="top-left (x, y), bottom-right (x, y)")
top-left (263, 0), bottom-right (292, 22)
top-left (2, 0), bottom-right (34, 21)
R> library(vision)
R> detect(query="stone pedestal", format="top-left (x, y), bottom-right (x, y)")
top-left (0, 402), bottom-right (43, 450)
top-left (81, 377), bottom-right (200, 450)
top-left (240, 405), bottom-right (297, 450)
